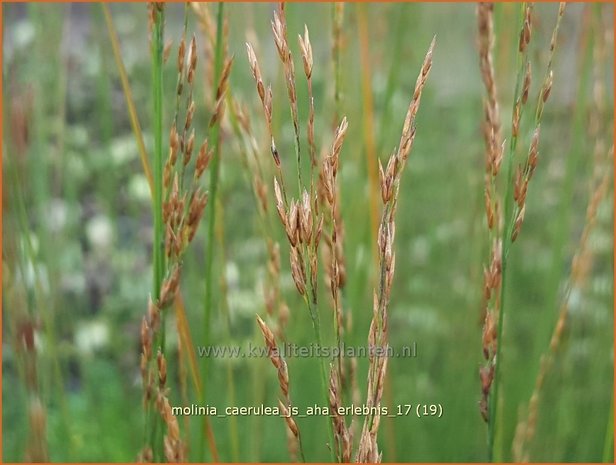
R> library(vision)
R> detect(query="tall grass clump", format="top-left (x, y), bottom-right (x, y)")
top-left (3, 3), bottom-right (613, 463)
top-left (246, 5), bottom-right (339, 457)
top-left (512, 8), bottom-right (613, 459)
top-left (139, 4), bottom-right (217, 461)
top-left (476, 2), bottom-right (565, 461)
top-left (202, 5), bottom-right (228, 422)
top-left (247, 4), bottom-right (434, 461)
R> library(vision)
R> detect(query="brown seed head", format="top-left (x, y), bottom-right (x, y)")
top-left (271, 11), bottom-right (288, 64)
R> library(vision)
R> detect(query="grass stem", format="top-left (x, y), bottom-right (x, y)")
top-left (488, 4), bottom-right (526, 461)
top-left (202, 2), bottom-right (225, 460)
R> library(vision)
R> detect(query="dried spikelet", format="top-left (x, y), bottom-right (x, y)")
top-left (209, 56), bottom-right (234, 128)
top-left (271, 3), bottom-right (301, 162)
top-left (273, 177), bottom-right (287, 226)
top-left (163, 38), bottom-right (173, 64)
top-left (183, 129), bottom-right (195, 166)
top-left (187, 35), bottom-right (197, 85)
top-left (519, 4), bottom-right (532, 53)
top-left (189, 189), bottom-right (209, 224)
top-left (159, 266), bottom-right (181, 307)
top-left (285, 200), bottom-right (299, 246)
top-left (157, 349), bottom-right (167, 387)
top-left (330, 116), bottom-right (348, 170)
top-left (290, 246), bottom-right (306, 296)
top-left (298, 25), bottom-right (313, 79)
top-left (397, 37), bottom-right (435, 165)
top-left (329, 366), bottom-right (352, 462)
top-left (159, 396), bottom-right (184, 462)
top-left (271, 10), bottom-right (288, 63)
top-left (511, 204), bottom-right (525, 242)
top-left (147, 297), bottom-right (160, 331)
top-left (177, 36), bottom-right (186, 75)
top-left (141, 316), bottom-right (152, 361)
top-left (256, 315), bottom-right (303, 459)
top-left (300, 189), bottom-right (313, 244)
top-left (528, 127), bottom-right (540, 174)
top-left (484, 185), bottom-right (495, 230)
top-left (170, 124), bottom-right (180, 165)
top-left (246, 43), bottom-right (265, 102)
top-left (521, 62), bottom-right (532, 104)
top-left (246, 41), bottom-right (277, 165)
top-left (299, 25), bottom-right (317, 168)
top-left (194, 140), bottom-right (211, 180)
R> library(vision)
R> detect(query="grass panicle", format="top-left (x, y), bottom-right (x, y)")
top-left (256, 315), bottom-right (306, 462)
top-left (139, 5), bottom-right (213, 460)
top-left (356, 37), bottom-right (435, 463)
top-left (476, 3), bottom-right (566, 460)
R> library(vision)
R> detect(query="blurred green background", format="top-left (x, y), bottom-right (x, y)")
top-left (2, 2), bottom-right (614, 462)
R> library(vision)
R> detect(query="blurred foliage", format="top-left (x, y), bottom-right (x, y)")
top-left (2, 2), bottom-right (614, 462)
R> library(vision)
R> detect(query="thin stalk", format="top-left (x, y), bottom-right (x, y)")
top-left (304, 294), bottom-right (336, 462)
top-left (489, 4), bottom-right (526, 461)
top-left (356, 3), bottom-right (380, 268)
top-left (293, 123), bottom-right (302, 196)
top-left (102, 3), bottom-right (153, 195)
top-left (216, 210), bottom-right (240, 462)
top-left (149, 4), bottom-right (165, 460)
top-left (202, 2), bottom-right (225, 460)
top-left (151, 5), bottom-right (165, 306)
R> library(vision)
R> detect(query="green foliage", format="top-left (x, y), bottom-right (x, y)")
top-left (2, 3), bottom-right (613, 462)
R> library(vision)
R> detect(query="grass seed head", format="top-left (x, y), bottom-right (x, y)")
top-left (298, 25), bottom-right (313, 79)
